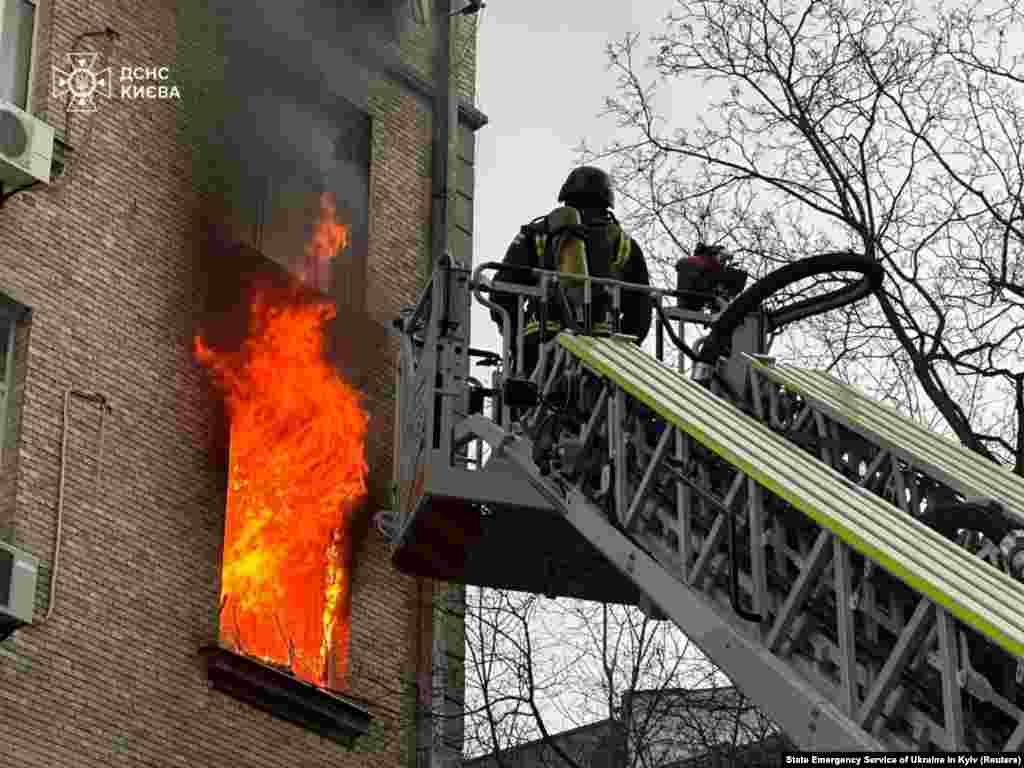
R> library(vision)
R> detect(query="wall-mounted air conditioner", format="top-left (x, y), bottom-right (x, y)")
top-left (0, 540), bottom-right (38, 640)
top-left (0, 98), bottom-right (56, 188)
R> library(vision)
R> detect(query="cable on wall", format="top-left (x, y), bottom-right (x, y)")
top-left (33, 388), bottom-right (112, 628)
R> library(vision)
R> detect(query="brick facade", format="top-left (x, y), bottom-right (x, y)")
top-left (0, 1), bottom-right (479, 765)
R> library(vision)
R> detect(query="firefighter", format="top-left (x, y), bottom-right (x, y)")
top-left (489, 166), bottom-right (652, 378)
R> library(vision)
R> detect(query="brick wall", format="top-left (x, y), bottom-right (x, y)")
top-left (452, 14), bottom-right (479, 104)
top-left (0, 1), bottom-right (478, 766)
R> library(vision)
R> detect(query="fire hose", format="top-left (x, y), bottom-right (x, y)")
top-left (697, 251), bottom-right (885, 364)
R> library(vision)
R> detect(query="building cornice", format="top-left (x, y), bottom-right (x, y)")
top-left (370, 48), bottom-right (489, 130)
top-left (327, 17), bottom-right (489, 130)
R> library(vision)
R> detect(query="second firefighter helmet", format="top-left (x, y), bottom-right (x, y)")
top-left (558, 166), bottom-right (614, 210)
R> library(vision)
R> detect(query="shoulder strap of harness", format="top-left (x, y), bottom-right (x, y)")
top-left (608, 222), bottom-right (632, 273)
top-left (520, 216), bottom-right (551, 266)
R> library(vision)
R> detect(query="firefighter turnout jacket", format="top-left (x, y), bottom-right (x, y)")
top-left (490, 207), bottom-right (652, 349)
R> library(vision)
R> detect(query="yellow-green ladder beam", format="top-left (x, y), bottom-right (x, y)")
top-left (557, 333), bottom-right (1024, 662)
top-left (749, 358), bottom-right (1024, 523)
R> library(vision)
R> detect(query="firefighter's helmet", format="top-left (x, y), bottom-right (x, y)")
top-left (558, 166), bottom-right (614, 210)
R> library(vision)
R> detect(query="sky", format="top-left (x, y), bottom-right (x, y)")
top-left (468, 0), bottom-right (691, 365)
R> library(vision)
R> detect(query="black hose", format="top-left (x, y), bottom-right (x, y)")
top-left (768, 276), bottom-right (877, 331)
top-left (699, 252), bottom-right (884, 363)
top-left (727, 501), bottom-right (764, 623)
top-left (655, 302), bottom-right (702, 364)
top-left (655, 302), bottom-right (740, 402)
top-left (672, 463), bottom-right (762, 622)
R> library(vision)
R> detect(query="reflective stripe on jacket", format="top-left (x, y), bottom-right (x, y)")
top-left (524, 226), bottom-right (632, 337)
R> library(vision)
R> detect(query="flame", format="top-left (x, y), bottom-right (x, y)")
top-left (196, 195), bottom-right (366, 688)
top-left (302, 192), bottom-right (349, 292)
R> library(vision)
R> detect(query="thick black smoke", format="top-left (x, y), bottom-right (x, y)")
top-left (181, 1), bottom-right (419, 310)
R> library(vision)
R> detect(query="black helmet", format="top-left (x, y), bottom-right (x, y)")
top-left (558, 166), bottom-right (614, 209)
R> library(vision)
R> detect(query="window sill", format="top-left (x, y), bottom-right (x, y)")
top-left (200, 645), bottom-right (373, 748)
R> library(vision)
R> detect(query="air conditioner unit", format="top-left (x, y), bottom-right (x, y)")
top-left (0, 98), bottom-right (56, 188)
top-left (0, 540), bottom-right (38, 640)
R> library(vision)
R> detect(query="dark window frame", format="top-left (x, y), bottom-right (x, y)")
top-left (0, 0), bottom-right (39, 110)
top-left (0, 293), bottom-right (29, 467)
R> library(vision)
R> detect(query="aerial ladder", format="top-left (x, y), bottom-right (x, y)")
top-left (385, 214), bottom-right (1024, 753)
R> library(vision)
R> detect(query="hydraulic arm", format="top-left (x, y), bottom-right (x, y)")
top-left (387, 250), bottom-right (1024, 752)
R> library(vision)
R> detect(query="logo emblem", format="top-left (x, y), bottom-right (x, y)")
top-left (52, 53), bottom-right (112, 113)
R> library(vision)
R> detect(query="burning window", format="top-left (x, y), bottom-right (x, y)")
top-left (194, 81), bottom-right (375, 706)
top-left (195, 197), bottom-right (369, 691)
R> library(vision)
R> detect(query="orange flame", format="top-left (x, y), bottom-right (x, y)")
top-left (196, 196), bottom-right (366, 688)
top-left (302, 192), bottom-right (349, 292)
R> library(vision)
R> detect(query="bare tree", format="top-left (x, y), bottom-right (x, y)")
top-left (461, 589), bottom-right (787, 767)
top-left (623, 685), bottom-right (781, 768)
top-left (580, 0), bottom-right (1024, 470)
